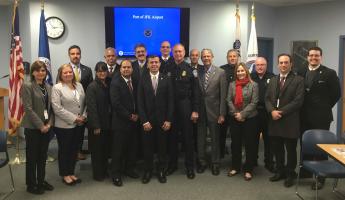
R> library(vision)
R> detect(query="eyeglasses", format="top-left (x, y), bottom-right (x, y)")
top-left (161, 46), bottom-right (170, 48)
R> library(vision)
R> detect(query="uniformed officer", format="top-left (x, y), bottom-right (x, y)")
top-left (165, 44), bottom-right (199, 179)
top-left (219, 49), bottom-right (239, 158)
top-left (251, 57), bottom-right (275, 172)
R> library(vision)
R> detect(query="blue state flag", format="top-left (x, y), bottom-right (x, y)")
top-left (38, 9), bottom-right (52, 85)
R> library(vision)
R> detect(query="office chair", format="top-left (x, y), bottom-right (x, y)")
top-left (296, 129), bottom-right (345, 200)
top-left (0, 131), bottom-right (15, 199)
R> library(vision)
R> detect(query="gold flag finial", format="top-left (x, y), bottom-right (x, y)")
top-left (41, 0), bottom-right (44, 10)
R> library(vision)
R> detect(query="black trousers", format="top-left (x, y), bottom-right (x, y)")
top-left (167, 99), bottom-right (195, 170)
top-left (78, 125), bottom-right (86, 152)
top-left (255, 109), bottom-right (273, 165)
top-left (111, 125), bottom-right (137, 178)
top-left (142, 121), bottom-right (167, 172)
top-left (219, 114), bottom-right (230, 158)
top-left (25, 128), bottom-right (50, 187)
top-left (88, 129), bottom-right (111, 180)
top-left (271, 136), bottom-right (297, 177)
top-left (55, 126), bottom-right (81, 176)
top-left (229, 116), bottom-right (257, 173)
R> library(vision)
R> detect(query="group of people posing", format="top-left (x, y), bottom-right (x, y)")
top-left (21, 41), bottom-right (341, 195)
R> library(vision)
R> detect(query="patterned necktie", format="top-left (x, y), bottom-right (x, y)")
top-left (280, 76), bottom-right (286, 90)
top-left (74, 66), bottom-right (80, 82)
top-left (109, 66), bottom-right (113, 73)
top-left (152, 75), bottom-right (158, 95)
top-left (204, 70), bottom-right (210, 90)
top-left (127, 80), bottom-right (133, 92)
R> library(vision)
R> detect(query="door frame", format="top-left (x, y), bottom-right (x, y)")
top-left (337, 35), bottom-right (345, 138)
top-left (257, 37), bottom-right (274, 73)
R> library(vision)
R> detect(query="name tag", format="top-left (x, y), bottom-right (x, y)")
top-left (44, 109), bottom-right (49, 120)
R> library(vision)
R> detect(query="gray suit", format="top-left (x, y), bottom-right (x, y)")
top-left (21, 82), bottom-right (53, 129)
top-left (197, 65), bottom-right (227, 165)
top-left (51, 82), bottom-right (86, 128)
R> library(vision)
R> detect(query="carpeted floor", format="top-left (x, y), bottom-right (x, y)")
top-left (1, 137), bottom-right (344, 200)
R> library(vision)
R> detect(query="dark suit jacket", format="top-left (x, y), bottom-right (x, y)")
top-left (159, 56), bottom-right (174, 75)
top-left (197, 65), bottom-right (227, 123)
top-left (86, 78), bottom-right (111, 130)
top-left (132, 60), bottom-right (147, 85)
top-left (110, 75), bottom-right (138, 131)
top-left (79, 64), bottom-right (93, 92)
top-left (137, 72), bottom-right (174, 126)
top-left (265, 72), bottom-right (304, 138)
top-left (21, 81), bottom-right (54, 129)
top-left (296, 65), bottom-right (341, 124)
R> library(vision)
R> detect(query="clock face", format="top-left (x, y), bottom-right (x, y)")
top-left (46, 17), bottom-right (65, 39)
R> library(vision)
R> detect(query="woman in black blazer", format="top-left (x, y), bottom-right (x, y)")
top-left (86, 62), bottom-right (112, 181)
top-left (21, 60), bottom-right (54, 194)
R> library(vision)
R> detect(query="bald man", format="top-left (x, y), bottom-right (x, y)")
top-left (104, 47), bottom-right (120, 78)
top-left (251, 57), bottom-right (275, 172)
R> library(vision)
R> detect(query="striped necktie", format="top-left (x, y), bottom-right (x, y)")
top-left (204, 70), bottom-right (210, 90)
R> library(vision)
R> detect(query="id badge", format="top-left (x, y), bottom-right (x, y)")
top-left (44, 109), bottom-right (49, 120)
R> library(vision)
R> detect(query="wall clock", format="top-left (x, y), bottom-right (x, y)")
top-left (46, 16), bottom-right (65, 39)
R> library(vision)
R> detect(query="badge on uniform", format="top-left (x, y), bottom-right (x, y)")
top-left (192, 69), bottom-right (198, 78)
top-left (267, 79), bottom-right (270, 84)
top-left (182, 70), bottom-right (186, 77)
top-left (44, 109), bottom-right (49, 120)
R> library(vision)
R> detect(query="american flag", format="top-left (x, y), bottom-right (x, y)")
top-left (8, 4), bottom-right (24, 136)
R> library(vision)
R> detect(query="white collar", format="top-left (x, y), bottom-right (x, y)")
top-left (150, 72), bottom-right (159, 79)
top-left (308, 64), bottom-right (321, 71)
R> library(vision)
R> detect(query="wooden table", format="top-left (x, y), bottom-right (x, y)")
top-left (317, 144), bottom-right (345, 165)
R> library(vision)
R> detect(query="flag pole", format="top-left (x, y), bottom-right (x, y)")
top-left (10, 0), bottom-right (25, 165)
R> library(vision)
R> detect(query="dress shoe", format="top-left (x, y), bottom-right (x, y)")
top-left (157, 171), bottom-right (167, 183)
top-left (62, 178), bottom-right (76, 186)
top-left (125, 170), bottom-right (140, 179)
top-left (228, 169), bottom-right (239, 177)
top-left (73, 178), bottom-right (82, 184)
top-left (186, 169), bottom-right (195, 179)
top-left (165, 166), bottom-right (178, 176)
top-left (42, 181), bottom-right (54, 191)
top-left (284, 177), bottom-right (295, 187)
top-left (211, 165), bottom-right (220, 176)
top-left (141, 171), bottom-right (152, 184)
top-left (269, 173), bottom-right (286, 182)
top-left (311, 178), bottom-right (325, 190)
top-left (27, 185), bottom-right (44, 195)
top-left (196, 165), bottom-right (207, 174)
top-left (244, 172), bottom-right (253, 181)
top-left (112, 177), bottom-right (123, 187)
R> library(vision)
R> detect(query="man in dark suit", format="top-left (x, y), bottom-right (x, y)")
top-left (196, 49), bottom-right (227, 175)
top-left (297, 47), bottom-right (341, 190)
top-left (265, 54), bottom-right (304, 188)
top-left (251, 57), bottom-right (275, 172)
top-left (165, 44), bottom-right (199, 179)
top-left (189, 49), bottom-right (202, 154)
top-left (219, 49), bottom-right (239, 158)
top-left (159, 41), bottom-right (174, 74)
top-left (137, 55), bottom-right (174, 184)
top-left (132, 43), bottom-right (148, 84)
top-left (68, 45), bottom-right (93, 160)
top-left (104, 47), bottom-right (120, 78)
top-left (110, 59), bottom-right (140, 187)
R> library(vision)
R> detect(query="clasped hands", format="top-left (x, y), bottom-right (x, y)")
top-left (143, 121), bottom-right (171, 132)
